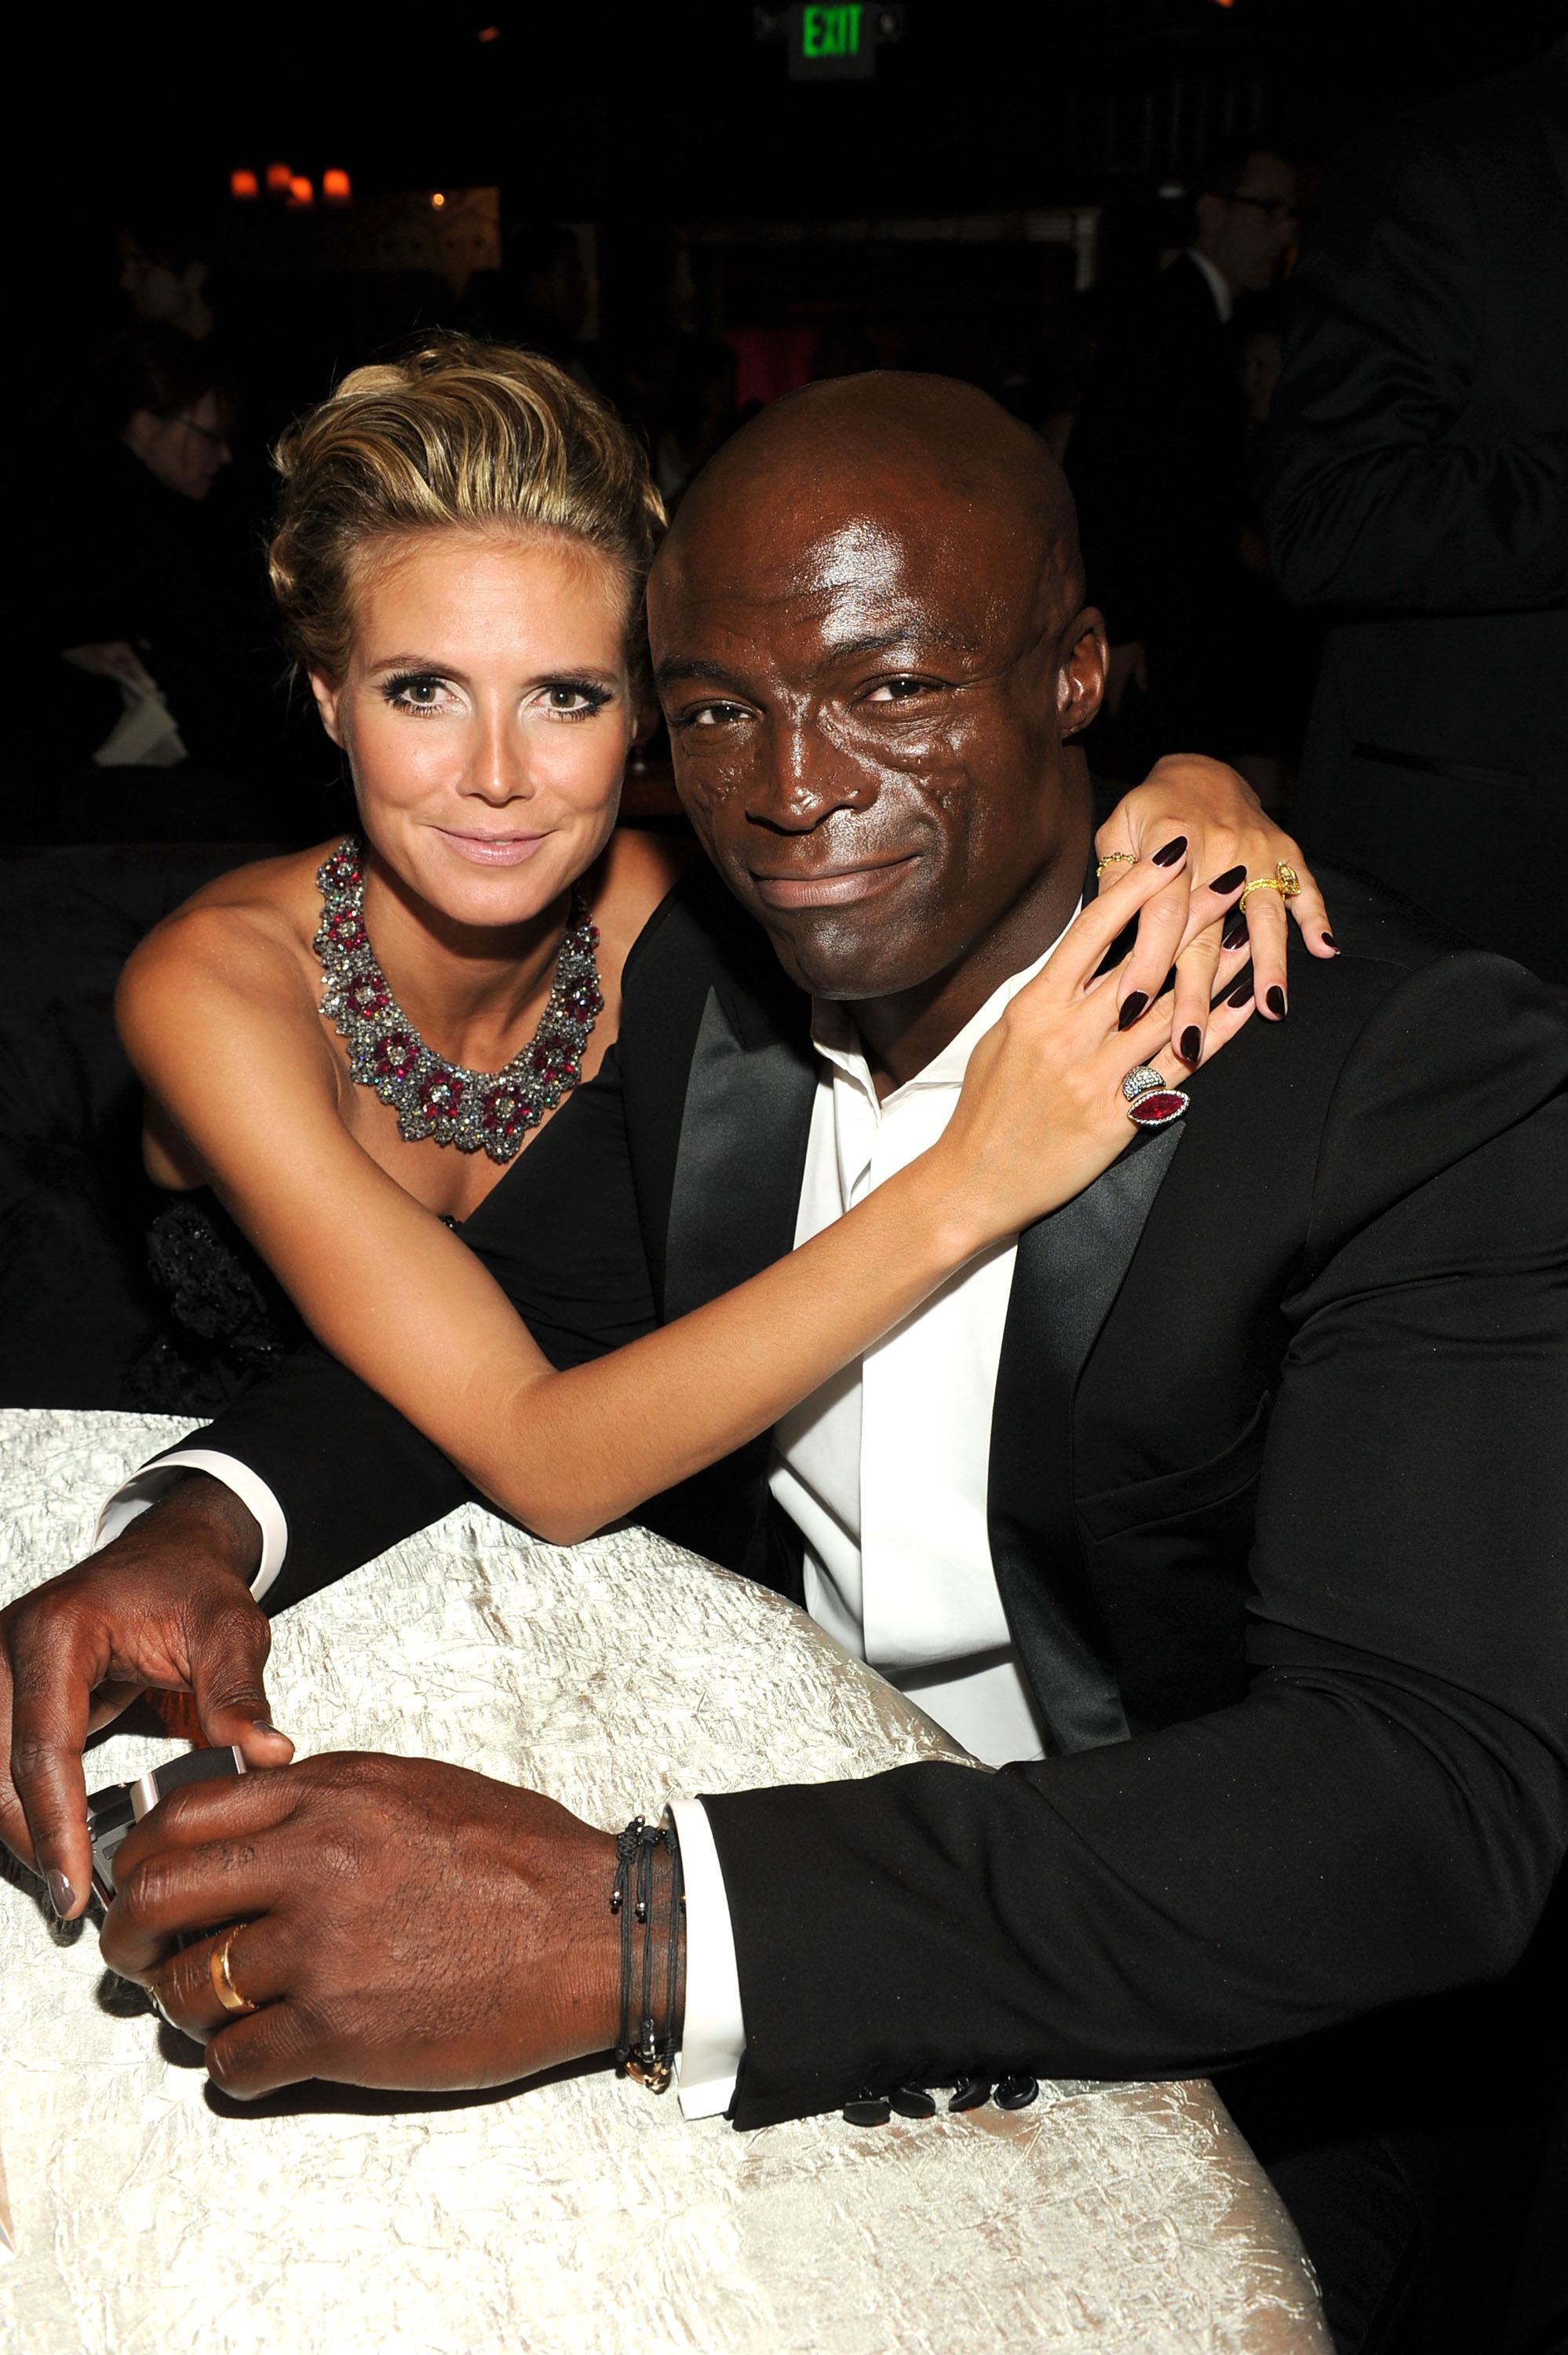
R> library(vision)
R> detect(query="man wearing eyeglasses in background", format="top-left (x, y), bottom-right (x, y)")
top-left (1067, 141), bottom-right (1300, 783)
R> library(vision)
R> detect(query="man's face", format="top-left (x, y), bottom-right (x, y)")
top-left (1195, 152), bottom-right (1298, 293)
top-left (650, 478), bottom-right (1103, 1001)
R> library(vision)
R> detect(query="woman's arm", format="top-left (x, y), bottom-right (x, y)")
top-left (119, 853), bottom-right (1253, 1546)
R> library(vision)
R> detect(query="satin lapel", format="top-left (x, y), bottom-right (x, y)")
top-left (989, 1123), bottom-right (1186, 1754)
top-left (663, 985), bottom-right (819, 1322)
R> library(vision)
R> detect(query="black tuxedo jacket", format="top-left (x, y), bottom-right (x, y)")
top-left (183, 860), bottom-right (1568, 2130)
top-left (1265, 43), bottom-right (1568, 980)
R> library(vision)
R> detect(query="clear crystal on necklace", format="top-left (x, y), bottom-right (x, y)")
top-left (312, 838), bottom-right (603, 1163)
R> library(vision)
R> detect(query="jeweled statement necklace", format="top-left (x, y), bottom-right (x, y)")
top-left (312, 838), bottom-right (603, 1164)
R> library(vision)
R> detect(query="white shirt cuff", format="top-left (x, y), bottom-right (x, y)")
top-left (669, 1796), bottom-right (745, 2120)
top-left (93, 1450), bottom-right (290, 1605)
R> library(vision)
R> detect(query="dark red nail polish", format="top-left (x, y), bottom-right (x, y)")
top-left (1118, 991), bottom-right (1149, 1031)
top-left (1180, 1025), bottom-right (1202, 1063)
top-left (1222, 918), bottom-right (1249, 951)
top-left (1266, 985), bottom-right (1287, 1017)
top-left (1152, 835), bottom-right (1187, 867)
top-left (1322, 933), bottom-right (1337, 951)
top-left (1227, 977), bottom-right (1254, 1008)
top-left (1209, 864), bottom-right (1246, 894)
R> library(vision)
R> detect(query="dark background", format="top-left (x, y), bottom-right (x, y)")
top-left (45, 0), bottom-right (1567, 368)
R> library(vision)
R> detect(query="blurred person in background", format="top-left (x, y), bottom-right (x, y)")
top-left (1068, 141), bottom-right (1300, 787)
top-left (1265, 39), bottom-right (1568, 983)
top-left (119, 212), bottom-right (216, 344)
top-left (37, 324), bottom-right (312, 842)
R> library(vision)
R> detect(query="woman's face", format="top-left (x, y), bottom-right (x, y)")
top-left (312, 528), bottom-right (642, 929)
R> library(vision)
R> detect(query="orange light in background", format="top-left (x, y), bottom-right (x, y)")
top-left (230, 169), bottom-right (260, 200)
top-left (265, 162), bottom-right (293, 195)
top-left (323, 167), bottom-right (352, 203)
top-left (477, 24), bottom-right (501, 40)
top-left (288, 175), bottom-right (315, 208)
top-left (432, 191), bottom-right (447, 208)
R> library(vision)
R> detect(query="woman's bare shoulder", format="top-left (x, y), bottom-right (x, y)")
top-left (587, 826), bottom-right (699, 955)
top-left (118, 841), bottom-right (334, 1035)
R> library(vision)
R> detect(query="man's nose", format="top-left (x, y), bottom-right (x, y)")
top-left (745, 713), bottom-right (876, 831)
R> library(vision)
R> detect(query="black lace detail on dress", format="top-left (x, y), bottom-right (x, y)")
top-left (126, 1192), bottom-right (307, 1415)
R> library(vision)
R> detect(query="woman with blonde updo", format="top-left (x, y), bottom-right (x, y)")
top-left (115, 337), bottom-right (1307, 1535)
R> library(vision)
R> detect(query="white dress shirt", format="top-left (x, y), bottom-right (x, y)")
top-left (95, 922), bottom-right (1070, 2120)
top-left (1184, 245), bottom-right (1235, 323)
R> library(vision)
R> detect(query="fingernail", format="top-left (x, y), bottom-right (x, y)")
top-left (1222, 918), bottom-right (1249, 951)
top-left (1209, 864), bottom-right (1246, 894)
top-left (47, 1870), bottom-right (75, 1919)
top-left (1118, 991), bottom-right (1149, 1031)
top-left (1227, 977), bottom-right (1254, 1008)
top-left (1151, 835), bottom-right (1187, 867)
top-left (1179, 1025), bottom-right (1202, 1064)
top-left (1322, 933), bottom-right (1337, 951)
top-left (252, 1716), bottom-right (282, 1735)
top-left (1267, 985), bottom-right (1287, 1017)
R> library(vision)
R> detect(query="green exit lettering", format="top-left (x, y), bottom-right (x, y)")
top-left (802, 3), bottom-right (862, 58)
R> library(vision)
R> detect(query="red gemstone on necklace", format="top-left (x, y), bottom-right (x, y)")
top-left (374, 1029), bottom-right (420, 1080)
top-left (348, 973), bottom-right (392, 1017)
top-left (418, 1072), bottom-right (463, 1119)
top-left (326, 909), bottom-right (366, 953)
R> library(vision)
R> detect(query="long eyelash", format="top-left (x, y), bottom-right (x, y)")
top-left (381, 671), bottom-right (446, 713)
top-left (545, 678), bottom-right (614, 717)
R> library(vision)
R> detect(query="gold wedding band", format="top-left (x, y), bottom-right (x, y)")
top-left (1095, 850), bottom-right (1136, 878)
top-left (1237, 860), bottom-right (1302, 911)
top-left (210, 1922), bottom-right (258, 2015)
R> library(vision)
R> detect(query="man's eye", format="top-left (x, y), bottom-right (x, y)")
top-left (866, 676), bottom-right (939, 703)
top-left (687, 700), bottom-right (749, 728)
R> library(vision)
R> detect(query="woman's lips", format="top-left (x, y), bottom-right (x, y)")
top-left (436, 828), bottom-right (550, 867)
top-left (751, 856), bottom-right (914, 910)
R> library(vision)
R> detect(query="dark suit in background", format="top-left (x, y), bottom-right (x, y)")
top-left (1067, 252), bottom-right (1251, 765)
top-left (1265, 42), bottom-right (1568, 983)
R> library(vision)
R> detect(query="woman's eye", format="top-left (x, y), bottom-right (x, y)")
top-left (384, 674), bottom-right (449, 714)
top-left (539, 681), bottom-right (611, 719)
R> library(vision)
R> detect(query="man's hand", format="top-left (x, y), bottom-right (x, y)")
top-left (100, 1754), bottom-right (626, 2100)
top-left (0, 1474), bottom-right (290, 1919)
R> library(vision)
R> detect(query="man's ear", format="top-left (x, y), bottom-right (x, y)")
top-left (1058, 610), bottom-right (1108, 739)
top-left (122, 409), bottom-right (160, 461)
top-left (308, 670), bottom-right (346, 747)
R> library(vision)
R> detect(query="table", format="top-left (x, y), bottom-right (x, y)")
top-left (0, 1409), bottom-right (1329, 2354)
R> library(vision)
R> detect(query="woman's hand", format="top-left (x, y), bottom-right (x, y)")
top-left (927, 843), bottom-right (1256, 1254)
top-left (1098, 756), bottom-right (1334, 1067)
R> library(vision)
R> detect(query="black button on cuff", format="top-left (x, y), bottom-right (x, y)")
top-left (888, 2084), bottom-right (936, 2119)
top-left (994, 2073), bottom-right (1040, 2111)
top-left (842, 2096), bottom-right (892, 2127)
top-left (948, 2076), bottom-right (993, 2112)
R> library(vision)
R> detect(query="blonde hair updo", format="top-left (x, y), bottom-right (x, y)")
top-left (268, 336), bottom-right (666, 685)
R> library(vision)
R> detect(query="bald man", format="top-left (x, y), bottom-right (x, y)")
top-left (7, 379), bottom-right (1566, 2350)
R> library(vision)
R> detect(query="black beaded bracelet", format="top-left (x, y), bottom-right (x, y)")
top-left (610, 1814), bottom-right (684, 2094)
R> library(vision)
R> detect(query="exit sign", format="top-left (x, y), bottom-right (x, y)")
top-left (754, 3), bottom-right (903, 81)
top-left (797, 3), bottom-right (870, 76)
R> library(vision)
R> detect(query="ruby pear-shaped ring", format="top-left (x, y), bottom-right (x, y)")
top-left (1121, 1064), bottom-right (1190, 1128)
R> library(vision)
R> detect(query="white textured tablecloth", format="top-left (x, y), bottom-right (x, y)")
top-left (0, 1409), bottom-right (1327, 2354)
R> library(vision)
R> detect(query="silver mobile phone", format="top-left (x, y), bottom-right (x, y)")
top-left (85, 1746), bottom-right (247, 1908)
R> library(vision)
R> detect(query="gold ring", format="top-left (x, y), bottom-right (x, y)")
top-left (210, 1922), bottom-right (258, 2016)
top-left (1237, 860), bottom-right (1303, 911)
top-left (1095, 850), bottom-right (1136, 878)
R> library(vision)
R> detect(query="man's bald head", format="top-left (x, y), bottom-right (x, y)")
top-left (647, 371), bottom-right (1107, 1033)
top-left (658, 371), bottom-right (1085, 633)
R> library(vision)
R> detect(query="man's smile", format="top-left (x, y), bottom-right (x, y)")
top-left (748, 853), bottom-right (917, 910)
